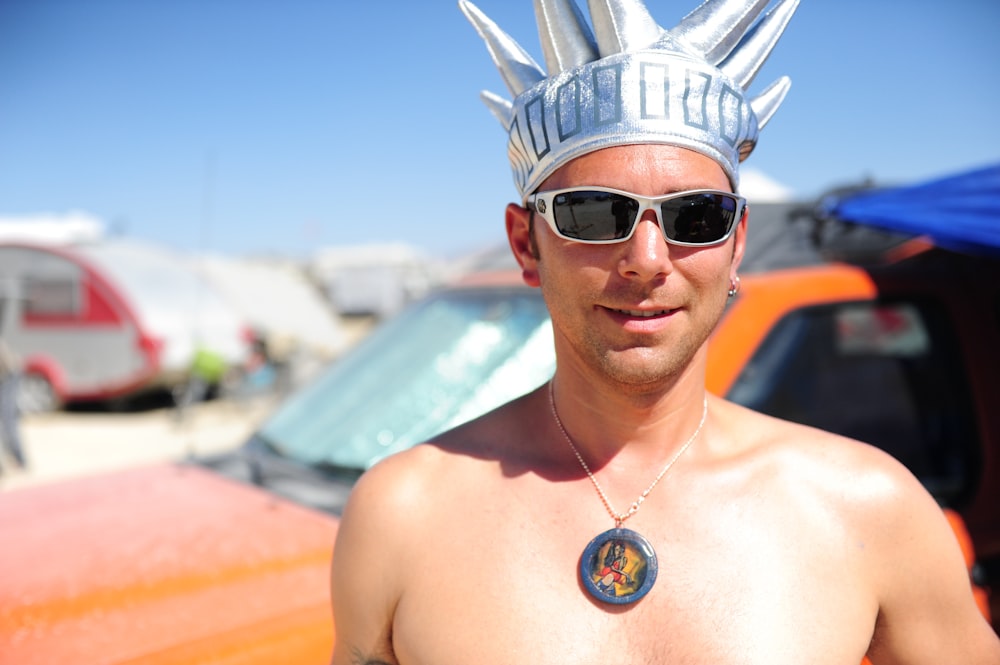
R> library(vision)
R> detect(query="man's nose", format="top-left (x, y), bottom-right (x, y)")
top-left (617, 209), bottom-right (672, 280)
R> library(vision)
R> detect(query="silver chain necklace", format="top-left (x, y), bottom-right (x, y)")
top-left (548, 380), bottom-right (708, 605)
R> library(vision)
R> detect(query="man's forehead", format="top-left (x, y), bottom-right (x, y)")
top-left (538, 144), bottom-right (732, 194)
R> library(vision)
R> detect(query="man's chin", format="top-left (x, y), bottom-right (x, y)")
top-left (595, 349), bottom-right (690, 393)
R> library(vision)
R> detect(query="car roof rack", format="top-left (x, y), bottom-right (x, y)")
top-left (741, 180), bottom-right (920, 273)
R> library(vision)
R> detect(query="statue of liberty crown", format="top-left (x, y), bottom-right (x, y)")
top-left (460, 0), bottom-right (798, 201)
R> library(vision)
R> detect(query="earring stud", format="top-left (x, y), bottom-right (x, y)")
top-left (728, 275), bottom-right (741, 298)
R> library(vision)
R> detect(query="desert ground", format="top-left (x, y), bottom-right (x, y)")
top-left (0, 392), bottom-right (280, 492)
top-left (0, 316), bottom-right (378, 493)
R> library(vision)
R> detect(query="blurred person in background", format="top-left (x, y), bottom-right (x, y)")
top-left (0, 338), bottom-right (26, 474)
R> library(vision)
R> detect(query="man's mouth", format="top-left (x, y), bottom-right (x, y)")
top-left (609, 308), bottom-right (676, 318)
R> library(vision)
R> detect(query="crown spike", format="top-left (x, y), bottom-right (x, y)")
top-left (749, 75), bottom-right (791, 131)
top-left (480, 90), bottom-right (514, 126)
top-left (462, 0), bottom-right (796, 200)
top-left (534, 0), bottom-right (600, 73)
top-left (587, 0), bottom-right (665, 56)
top-left (671, 0), bottom-right (772, 65)
top-left (719, 0), bottom-right (798, 89)
top-left (460, 0), bottom-right (547, 97)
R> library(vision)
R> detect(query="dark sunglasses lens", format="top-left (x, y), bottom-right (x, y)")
top-left (660, 193), bottom-right (738, 244)
top-left (552, 191), bottom-right (639, 241)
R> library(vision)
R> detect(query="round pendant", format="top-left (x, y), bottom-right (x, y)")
top-left (579, 527), bottom-right (658, 605)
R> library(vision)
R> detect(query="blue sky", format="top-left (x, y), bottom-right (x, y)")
top-left (1, 0), bottom-right (997, 259)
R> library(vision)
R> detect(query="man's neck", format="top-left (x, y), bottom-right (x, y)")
top-left (547, 362), bottom-right (709, 468)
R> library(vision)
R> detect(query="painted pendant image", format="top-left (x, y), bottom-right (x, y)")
top-left (579, 527), bottom-right (658, 605)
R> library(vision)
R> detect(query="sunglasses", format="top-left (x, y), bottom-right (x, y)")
top-left (527, 187), bottom-right (745, 246)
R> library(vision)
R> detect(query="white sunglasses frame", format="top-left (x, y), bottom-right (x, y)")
top-left (527, 186), bottom-right (746, 246)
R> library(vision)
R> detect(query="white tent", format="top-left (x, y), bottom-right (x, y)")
top-left (194, 255), bottom-right (347, 362)
top-left (310, 243), bottom-right (441, 318)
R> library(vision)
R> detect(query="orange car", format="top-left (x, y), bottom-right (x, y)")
top-left (1, 217), bottom-right (997, 662)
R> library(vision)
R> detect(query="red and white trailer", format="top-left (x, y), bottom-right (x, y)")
top-left (0, 239), bottom-right (251, 411)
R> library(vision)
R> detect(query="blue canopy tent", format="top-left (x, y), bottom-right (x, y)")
top-left (828, 162), bottom-right (1000, 257)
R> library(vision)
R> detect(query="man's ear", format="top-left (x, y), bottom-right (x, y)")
top-left (506, 203), bottom-right (540, 287)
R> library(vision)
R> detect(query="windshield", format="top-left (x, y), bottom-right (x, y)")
top-left (259, 285), bottom-right (554, 470)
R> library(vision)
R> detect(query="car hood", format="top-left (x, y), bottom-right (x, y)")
top-left (0, 463), bottom-right (337, 665)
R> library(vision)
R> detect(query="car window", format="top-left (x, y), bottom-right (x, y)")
top-left (727, 299), bottom-right (980, 507)
top-left (259, 286), bottom-right (554, 470)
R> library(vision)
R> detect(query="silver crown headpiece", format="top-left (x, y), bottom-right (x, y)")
top-left (461, 0), bottom-right (798, 201)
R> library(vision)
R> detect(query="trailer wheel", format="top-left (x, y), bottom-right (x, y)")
top-left (17, 372), bottom-right (61, 414)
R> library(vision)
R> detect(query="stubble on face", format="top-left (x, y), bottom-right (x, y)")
top-left (537, 254), bottom-right (728, 394)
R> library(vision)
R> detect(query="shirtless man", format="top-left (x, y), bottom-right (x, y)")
top-left (331, 1), bottom-right (1000, 663)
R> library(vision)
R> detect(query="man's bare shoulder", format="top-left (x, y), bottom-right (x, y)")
top-left (711, 398), bottom-right (928, 514)
top-left (706, 400), bottom-right (1000, 662)
top-left (343, 384), bottom-right (549, 518)
top-left (708, 400), bottom-right (950, 604)
top-left (430, 384), bottom-right (557, 467)
top-left (331, 385), bottom-right (553, 664)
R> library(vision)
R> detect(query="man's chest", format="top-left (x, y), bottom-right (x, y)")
top-left (390, 506), bottom-right (876, 665)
